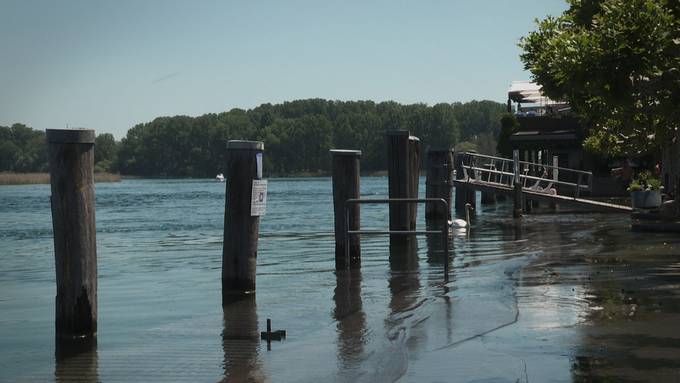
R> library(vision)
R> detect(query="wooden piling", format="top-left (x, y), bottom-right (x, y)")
top-left (513, 149), bottom-right (522, 218)
top-left (386, 130), bottom-right (420, 248)
top-left (481, 164), bottom-right (497, 205)
top-left (47, 129), bottom-right (97, 339)
top-left (223, 140), bottom-right (264, 301)
top-left (330, 150), bottom-right (361, 269)
top-left (454, 152), bottom-right (476, 213)
top-left (408, 136), bottom-right (421, 230)
top-left (425, 148), bottom-right (453, 221)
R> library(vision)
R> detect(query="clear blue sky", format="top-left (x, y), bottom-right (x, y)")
top-left (0, 0), bottom-right (567, 139)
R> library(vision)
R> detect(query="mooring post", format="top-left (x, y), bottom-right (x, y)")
top-left (425, 148), bottom-right (453, 221)
top-left (408, 136), bottom-right (421, 231)
top-left (47, 129), bottom-right (97, 340)
top-left (223, 140), bottom-right (265, 302)
top-left (330, 149), bottom-right (361, 269)
top-left (454, 152), bottom-right (476, 213)
top-left (513, 149), bottom-right (522, 218)
top-left (481, 162), bottom-right (496, 205)
top-left (386, 130), bottom-right (419, 249)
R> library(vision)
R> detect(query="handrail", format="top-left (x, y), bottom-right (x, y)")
top-left (459, 152), bottom-right (592, 176)
top-left (343, 198), bottom-right (450, 278)
top-left (462, 165), bottom-right (589, 190)
top-left (457, 151), bottom-right (593, 199)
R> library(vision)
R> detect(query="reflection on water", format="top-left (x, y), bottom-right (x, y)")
top-left (54, 337), bottom-right (98, 383)
top-left (222, 296), bottom-right (263, 382)
top-left (2, 179), bottom-right (680, 381)
top-left (333, 270), bottom-right (366, 372)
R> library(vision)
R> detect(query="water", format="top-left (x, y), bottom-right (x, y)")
top-left (2, 178), bottom-right (680, 382)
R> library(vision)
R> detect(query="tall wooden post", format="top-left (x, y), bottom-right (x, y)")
top-left (425, 148), bottom-right (453, 221)
top-left (47, 129), bottom-right (97, 339)
top-left (331, 150), bottom-right (361, 269)
top-left (386, 130), bottom-right (420, 249)
top-left (454, 152), bottom-right (476, 213)
top-left (223, 140), bottom-right (264, 302)
top-left (513, 149), bottom-right (523, 218)
top-left (408, 136), bottom-right (421, 230)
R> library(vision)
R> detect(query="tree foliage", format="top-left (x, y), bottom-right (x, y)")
top-left (1, 99), bottom-right (505, 177)
top-left (115, 99), bottom-right (505, 177)
top-left (520, 0), bottom-right (680, 157)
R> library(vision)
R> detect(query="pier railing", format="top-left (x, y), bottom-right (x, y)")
top-left (458, 152), bottom-right (593, 199)
top-left (344, 198), bottom-right (450, 276)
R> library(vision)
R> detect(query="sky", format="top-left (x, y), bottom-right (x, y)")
top-left (0, 0), bottom-right (568, 139)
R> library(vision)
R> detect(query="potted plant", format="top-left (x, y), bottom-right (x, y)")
top-left (629, 171), bottom-right (663, 209)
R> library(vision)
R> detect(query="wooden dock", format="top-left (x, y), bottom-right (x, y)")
top-left (453, 151), bottom-right (632, 214)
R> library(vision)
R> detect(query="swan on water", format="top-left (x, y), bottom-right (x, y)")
top-left (449, 203), bottom-right (472, 229)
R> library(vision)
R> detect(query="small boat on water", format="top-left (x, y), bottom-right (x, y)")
top-left (215, 173), bottom-right (225, 182)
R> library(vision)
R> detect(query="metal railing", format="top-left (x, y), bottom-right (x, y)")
top-left (343, 198), bottom-right (450, 277)
top-left (458, 151), bottom-right (593, 199)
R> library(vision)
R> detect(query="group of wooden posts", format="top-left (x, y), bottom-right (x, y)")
top-left (46, 130), bottom-right (268, 341)
top-left (46, 128), bottom-right (499, 342)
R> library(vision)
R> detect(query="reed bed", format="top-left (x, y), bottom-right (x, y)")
top-left (0, 172), bottom-right (121, 185)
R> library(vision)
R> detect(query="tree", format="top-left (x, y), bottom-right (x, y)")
top-left (520, 0), bottom-right (680, 158)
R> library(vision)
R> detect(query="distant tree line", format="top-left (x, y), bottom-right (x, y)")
top-left (1, 99), bottom-right (508, 177)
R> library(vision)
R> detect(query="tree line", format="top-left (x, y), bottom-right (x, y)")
top-left (1, 99), bottom-right (507, 177)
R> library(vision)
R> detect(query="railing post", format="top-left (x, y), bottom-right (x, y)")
top-left (513, 149), bottom-right (522, 218)
top-left (425, 148), bottom-right (453, 221)
top-left (550, 155), bottom-right (559, 211)
top-left (331, 150), bottom-right (361, 269)
top-left (576, 173), bottom-right (582, 199)
top-left (222, 140), bottom-right (264, 303)
top-left (47, 129), bottom-right (97, 340)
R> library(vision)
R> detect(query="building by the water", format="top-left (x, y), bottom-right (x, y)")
top-left (506, 81), bottom-right (628, 196)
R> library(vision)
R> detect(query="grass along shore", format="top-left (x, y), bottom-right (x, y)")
top-left (0, 172), bottom-right (121, 185)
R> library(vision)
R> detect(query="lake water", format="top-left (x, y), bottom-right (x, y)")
top-left (2, 178), bottom-right (680, 382)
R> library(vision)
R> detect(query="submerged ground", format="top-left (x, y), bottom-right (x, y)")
top-left (1, 178), bottom-right (679, 382)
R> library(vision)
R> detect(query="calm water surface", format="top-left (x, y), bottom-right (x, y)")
top-left (1, 178), bottom-right (680, 382)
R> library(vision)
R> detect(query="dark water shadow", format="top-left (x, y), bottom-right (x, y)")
top-left (221, 296), bottom-right (264, 382)
top-left (54, 336), bottom-right (98, 383)
top-left (333, 269), bottom-right (366, 372)
top-left (387, 237), bottom-right (422, 347)
top-left (425, 221), bottom-right (451, 268)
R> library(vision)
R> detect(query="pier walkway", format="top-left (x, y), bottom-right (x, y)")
top-left (454, 152), bottom-right (631, 213)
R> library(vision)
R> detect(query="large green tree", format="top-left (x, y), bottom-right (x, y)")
top-left (520, 0), bottom-right (680, 157)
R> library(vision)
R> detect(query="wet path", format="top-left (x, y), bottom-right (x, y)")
top-left (1, 178), bottom-right (680, 382)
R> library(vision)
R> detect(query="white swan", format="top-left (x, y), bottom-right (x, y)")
top-left (449, 203), bottom-right (472, 229)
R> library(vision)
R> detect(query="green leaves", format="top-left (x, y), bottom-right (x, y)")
top-left (521, 0), bottom-right (680, 157)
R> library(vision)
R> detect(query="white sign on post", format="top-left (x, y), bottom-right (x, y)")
top-left (251, 179), bottom-right (268, 216)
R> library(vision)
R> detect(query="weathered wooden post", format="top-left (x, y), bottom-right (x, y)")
top-left (425, 148), bottom-right (453, 221)
top-left (330, 149), bottom-right (361, 269)
top-left (513, 149), bottom-right (523, 218)
top-left (223, 140), bottom-right (265, 302)
top-left (454, 152), bottom-right (476, 213)
top-left (47, 129), bottom-right (97, 340)
top-left (386, 130), bottom-right (419, 249)
top-left (408, 136), bottom-right (421, 230)
top-left (481, 162), bottom-right (496, 205)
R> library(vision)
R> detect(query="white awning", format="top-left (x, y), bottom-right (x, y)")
top-left (508, 81), bottom-right (561, 105)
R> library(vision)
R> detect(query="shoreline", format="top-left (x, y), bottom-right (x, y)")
top-left (0, 172), bottom-right (122, 185)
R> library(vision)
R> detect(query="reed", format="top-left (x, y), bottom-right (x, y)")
top-left (0, 172), bottom-right (121, 185)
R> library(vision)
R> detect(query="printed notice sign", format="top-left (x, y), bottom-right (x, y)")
top-left (251, 180), bottom-right (268, 216)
